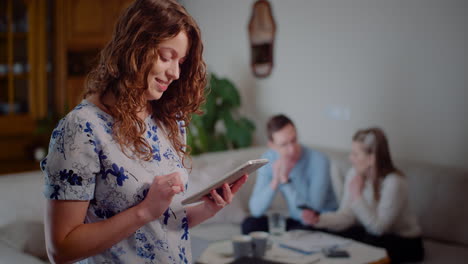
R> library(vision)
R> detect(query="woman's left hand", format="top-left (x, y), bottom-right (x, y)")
top-left (349, 174), bottom-right (364, 201)
top-left (202, 174), bottom-right (249, 216)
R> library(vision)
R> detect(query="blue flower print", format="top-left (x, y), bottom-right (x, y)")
top-left (154, 240), bottom-right (169, 252)
top-left (144, 243), bottom-right (154, 252)
top-left (40, 158), bottom-right (47, 171)
top-left (94, 208), bottom-right (116, 219)
top-left (51, 127), bottom-right (62, 139)
top-left (181, 217), bottom-right (189, 240)
top-left (102, 122), bottom-right (113, 134)
top-left (98, 150), bottom-right (108, 179)
top-left (105, 163), bottom-right (129, 186)
top-left (59, 169), bottom-right (83, 186)
top-left (163, 148), bottom-right (175, 160)
top-left (163, 148), bottom-right (182, 168)
top-left (50, 185), bottom-right (60, 199)
top-left (97, 114), bottom-right (113, 134)
top-left (147, 126), bottom-right (159, 142)
top-left (152, 144), bottom-right (161, 162)
top-left (134, 230), bottom-right (156, 260)
top-left (97, 113), bottom-right (108, 122)
top-left (73, 102), bottom-right (86, 110)
top-left (163, 208), bottom-right (170, 225)
top-left (52, 126), bottom-right (66, 159)
top-left (177, 120), bottom-right (185, 135)
top-left (178, 246), bottom-right (188, 264)
top-left (109, 245), bottom-right (126, 263)
top-left (133, 185), bottom-right (149, 204)
top-left (135, 232), bottom-right (147, 243)
top-left (136, 246), bottom-right (155, 260)
top-left (163, 207), bottom-right (178, 226)
top-left (83, 122), bottom-right (94, 135)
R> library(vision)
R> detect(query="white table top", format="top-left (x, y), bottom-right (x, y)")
top-left (196, 230), bottom-right (389, 264)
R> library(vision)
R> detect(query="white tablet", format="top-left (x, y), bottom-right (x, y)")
top-left (181, 158), bottom-right (269, 205)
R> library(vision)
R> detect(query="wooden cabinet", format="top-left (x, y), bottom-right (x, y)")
top-left (0, 0), bottom-right (48, 128)
top-left (55, 0), bottom-right (133, 112)
top-left (0, 0), bottom-right (132, 174)
top-left (0, 0), bottom-right (50, 174)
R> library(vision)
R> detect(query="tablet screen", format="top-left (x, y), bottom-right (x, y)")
top-left (181, 158), bottom-right (269, 205)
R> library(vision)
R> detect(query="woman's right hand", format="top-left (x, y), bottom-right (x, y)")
top-left (138, 171), bottom-right (184, 222)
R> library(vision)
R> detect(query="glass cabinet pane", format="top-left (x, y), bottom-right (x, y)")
top-left (12, 0), bottom-right (28, 114)
top-left (0, 79), bottom-right (7, 115)
top-left (0, 0), bottom-right (7, 116)
top-left (14, 78), bottom-right (28, 114)
top-left (12, 0), bottom-right (28, 33)
top-left (0, 1), bottom-right (6, 33)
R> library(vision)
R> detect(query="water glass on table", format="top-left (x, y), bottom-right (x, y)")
top-left (268, 212), bottom-right (286, 236)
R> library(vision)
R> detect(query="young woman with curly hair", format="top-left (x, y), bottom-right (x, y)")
top-left (41, 0), bottom-right (247, 263)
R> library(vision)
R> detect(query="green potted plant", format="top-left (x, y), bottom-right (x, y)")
top-left (187, 73), bottom-right (255, 155)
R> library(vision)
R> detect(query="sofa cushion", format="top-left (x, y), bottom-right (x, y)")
top-left (401, 161), bottom-right (468, 246)
top-left (0, 241), bottom-right (47, 264)
top-left (0, 170), bottom-right (45, 227)
top-left (422, 239), bottom-right (468, 264)
top-left (0, 221), bottom-right (47, 261)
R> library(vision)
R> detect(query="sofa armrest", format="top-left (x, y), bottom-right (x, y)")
top-left (0, 242), bottom-right (48, 264)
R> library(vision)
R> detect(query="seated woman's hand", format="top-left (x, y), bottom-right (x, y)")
top-left (202, 174), bottom-right (249, 216)
top-left (349, 174), bottom-right (364, 201)
top-left (302, 209), bottom-right (320, 226)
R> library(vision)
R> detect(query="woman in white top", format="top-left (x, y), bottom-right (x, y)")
top-left (307, 127), bottom-right (424, 263)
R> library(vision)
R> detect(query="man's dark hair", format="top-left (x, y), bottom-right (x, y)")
top-left (266, 114), bottom-right (295, 141)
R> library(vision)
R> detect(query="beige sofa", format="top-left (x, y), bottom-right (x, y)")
top-left (0, 145), bottom-right (467, 263)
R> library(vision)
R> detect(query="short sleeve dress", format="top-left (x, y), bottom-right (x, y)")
top-left (41, 99), bottom-right (192, 264)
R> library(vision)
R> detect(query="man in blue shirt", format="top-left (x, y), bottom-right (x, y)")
top-left (242, 114), bottom-right (338, 234)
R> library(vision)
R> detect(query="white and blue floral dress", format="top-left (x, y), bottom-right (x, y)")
top-left (41, 99), bottom-right (192, 264)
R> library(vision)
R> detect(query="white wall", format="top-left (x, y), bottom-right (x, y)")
top-left (182, 0), bottom-right (468, 170)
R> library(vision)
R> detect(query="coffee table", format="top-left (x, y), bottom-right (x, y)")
top-left (194, 230), bottom-right (390, 264)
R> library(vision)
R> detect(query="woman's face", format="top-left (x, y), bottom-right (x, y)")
top-left (146, 31), bottom-right (189, 101)
top-left (349, 141), bottom-right (374, 174)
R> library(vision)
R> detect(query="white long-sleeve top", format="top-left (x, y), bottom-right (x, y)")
top-left (316, 168), bottom-right (421, 238)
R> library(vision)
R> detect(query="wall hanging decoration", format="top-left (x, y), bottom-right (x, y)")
top-left (248, 0), bottom-right (276, 78)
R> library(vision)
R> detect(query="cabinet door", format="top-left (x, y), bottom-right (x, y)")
top-left (66, 0), bottom-right (109, 49)
top-left (0, 0), bottom-right (47, 129)
top-left (65, 0), bottom-right (134, 50)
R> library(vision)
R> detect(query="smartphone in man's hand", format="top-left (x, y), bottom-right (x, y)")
top-left (297, 204), bottom-right (320, 214)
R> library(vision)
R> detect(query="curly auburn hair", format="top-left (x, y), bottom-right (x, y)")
top-left (84, 0), bottom-right (206, 162)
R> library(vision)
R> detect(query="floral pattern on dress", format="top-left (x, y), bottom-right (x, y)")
top-left (41, 99), bottom-right (191, 264)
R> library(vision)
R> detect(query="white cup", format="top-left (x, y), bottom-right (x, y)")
top-left (249, 231), bottom-right (269, 257)
top-left (232, 235), bottom-right (253, 259)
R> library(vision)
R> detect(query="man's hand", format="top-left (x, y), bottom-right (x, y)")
top-left (271, 158), bottom-right (296, 189)
top-left (301, 208), bottom-right (320, 226)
